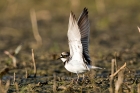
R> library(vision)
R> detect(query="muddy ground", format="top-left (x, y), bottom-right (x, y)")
top-left (0, 0), bottom-right (140, 93)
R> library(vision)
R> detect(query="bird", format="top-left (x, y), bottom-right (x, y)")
top-left (59, 8), bottom-right (102, 80)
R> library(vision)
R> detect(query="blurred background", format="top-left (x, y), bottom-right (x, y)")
top-left (0, 0), bottom-right (140, 75)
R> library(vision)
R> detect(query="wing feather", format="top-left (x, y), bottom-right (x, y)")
top-left (77, 8), bottom-right (91, 64)
top-left (67, 12), bottom-right (83, 58)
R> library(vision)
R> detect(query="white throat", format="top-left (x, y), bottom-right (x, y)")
top-left (60, 58), bottom-right (68, 62)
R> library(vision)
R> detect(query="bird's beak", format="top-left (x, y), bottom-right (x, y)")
top-left (57, 56), bottom-right (62, 60)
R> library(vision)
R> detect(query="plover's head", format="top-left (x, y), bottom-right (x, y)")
top-left (59, 52), bottom-right (70, 62)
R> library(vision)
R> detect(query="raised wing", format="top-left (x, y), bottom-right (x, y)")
top-left (77, 8), bottom-right (91, 64)
top-left (67, 12), bottom-right (83, 59)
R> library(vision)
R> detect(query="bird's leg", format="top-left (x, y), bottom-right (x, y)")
top-left (82, 74), bottom-right (85, 81)
top-left (76, 73), bottom-right (79, 82)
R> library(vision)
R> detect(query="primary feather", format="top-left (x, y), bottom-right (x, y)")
top-left (78, 8), bottom-right (91, 64)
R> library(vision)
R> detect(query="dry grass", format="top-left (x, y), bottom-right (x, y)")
top-left (31, 49), bottom-right (37, 77)
top-left (30, 8), bottom-right (42, 47)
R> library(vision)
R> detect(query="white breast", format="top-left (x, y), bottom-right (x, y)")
top-left (65, 60), bottom-right (89, 73)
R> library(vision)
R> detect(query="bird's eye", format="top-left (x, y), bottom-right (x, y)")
top-left (63, 55), bottom-right (68, 58)
top-left (63, 55), bottom-right (66, 57)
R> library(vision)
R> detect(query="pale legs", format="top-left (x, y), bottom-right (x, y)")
top-left (76, 73), bottom-right (80, 82)
top-left (76, 73), bottom-right (85, 82)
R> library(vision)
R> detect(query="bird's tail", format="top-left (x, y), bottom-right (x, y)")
top-left (90, 65), bottom-right (103, 69)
